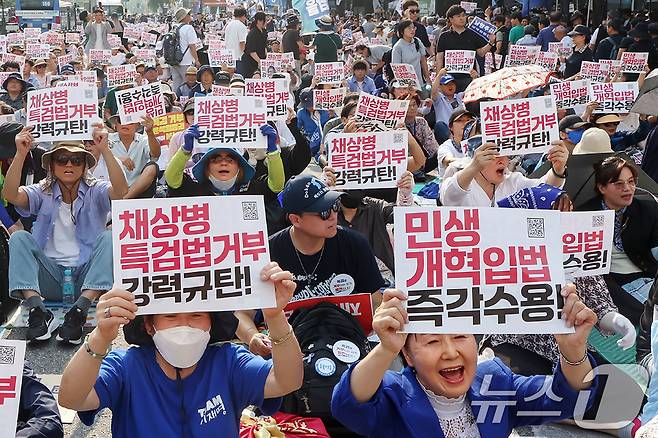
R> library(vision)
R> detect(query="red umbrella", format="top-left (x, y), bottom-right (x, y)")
top-left (463, 65), bottom-right (554, 103)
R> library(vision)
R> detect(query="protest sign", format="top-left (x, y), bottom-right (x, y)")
top-left (116, 82), bottom-right (167, 125)
top-left (341, 28), bottom-right (353, 41)
top-left (259, 59), bottom-right (280, 79)
top-left (481, 95), bottom-right (559, 156)
top-left (0, 340), bottom-right (26, 438)
top-left (266, 52), bottom-right (294, 70)
top-left (304, 0), bottom-right (330, 19)
top-left (343, 55), bottom-right (354, 77)
top-left (211, 85), bottom-right (243, 96)
top-left (245, 78), bottom-right (290, 121)
top-left (394, 207), bottom-right (569, 334)
top-left (0, 114), bottom-right (15, 124)
top-left (460, 1), bottom-right (477, 12)
top-left (107, 64), bottom-right (136, 87)
top-left (619, 51), bottom-right (648, 74)
top-left (549, 79), bottom-right (589, 110)
top-left (0, 36), bottom-right (6, 54)
top-left (65, 32), bottom-right (80, 44)
top-left (73, 70), bottom-right (98, 84)
top-left (7, 33), bottom-right (25, 47)
top-left (27, 85), bottom-right (100, 142)
top-left (548, 41), bottom-right (572, 58)
top-left (133, 48), bottom-right (156, 62)
top-left (57, 54), bottom-right (74, 68)
top-left (599, 59), bottom-right (622, 80)
top-left (284, 293), bottom-right (374, 334)
top-left (208, 48), bottom-right (236, 68)
top-left (89, 49), bottom-right (111, 64)
top-left (444, 50), bottom-right (476, 73)
top-left (535, 51), bottom-right (558, 71)
top-left (205, 35), bottom-right (225, 49)
top-left (468, 16), bottom-right (497, 42)
top-left (152, 112), bottom-right (185, 146)
top-left (328, 130), bottom-right (408, 190)
top-left (108, 34), bottom-right (122, 49)
top-left (124, 27), bottom-right (141, 42)
top-left (351, 31), bottom-right (363, 42)
top-left (194, 96), bottom-right (267, 149)
top-left (315, 62), bottom-right (344, 85)
top-left (579, 61), bottom-right (608, 83)
top-left (25, 43), bottom-right (50, 59)
top-left (43, 31), bottom-right (64, 46)
top-left (504, 45), bottom-right (540, 67)
top-left (561, 211), bottom-right (614, 279)
top-left (588, 82), bottom-right (639, 113)
top-left (140, 31), bottom-right (158, 46)
top-left (354, 93), bottom-right (409, 132)
top-left (314, 87), bottom-right (347, 111)
top-left (112, 196), bottom-right (275, 315)
top-left (391, 63), bottom-right (422, 89)
top-left (24, 27), bottom-right (41, 38)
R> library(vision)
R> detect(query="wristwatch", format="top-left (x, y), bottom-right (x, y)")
top-left (552, 166), bottom-right (567, 178)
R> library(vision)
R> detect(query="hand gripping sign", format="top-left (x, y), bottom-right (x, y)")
top-left (112, 196), bottom-right (276, 315)
top-left (116, 82), bottom-right (167, 125)
top-left (394, 207), bottom-right (570, 334)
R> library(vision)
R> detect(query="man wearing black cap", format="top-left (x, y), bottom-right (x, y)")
top-left (282, 15), bottom-right (304, 76)
top-left (435, 4), bottom-right (496, 92)
top-left (563, 25), bottom-right (594, 79)
top-left (235, 176), bottom-right (385, 353)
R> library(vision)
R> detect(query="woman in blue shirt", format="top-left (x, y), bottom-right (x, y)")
top-left (331, 287), bottom-right (600, 438)
top-left (58, 262), bottom-right (303, 438)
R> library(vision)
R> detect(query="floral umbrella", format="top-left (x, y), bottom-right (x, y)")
top-left (463, 65), bottom-right (554, 103)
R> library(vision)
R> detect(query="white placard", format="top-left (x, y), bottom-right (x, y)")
top-left (504, 45), bottom-right (540, 67)
top-left (561, 211), bottom-right (614, 278)
top-left (107, 64), bottom-right (137, 88)
top-left (394, 207), bottom-right (569, 334)
top-left (391, 63), bottom-right (422, 89)
top-left (619, 52), bottom-right (648, 74)
top-left (315, 62), bottom-right (344, 85)
top-left (328, 130), bottom-right (408, 189)
top-left (244, 79), bottom-right (289, 122)
top-left (112, 196), bottom-right (275, 315)
top-left (588, 82), bottom-right (639, 114)
top-left (116, 82), bottom-right (167, 125)
top-left (194, 96), bottom-right (267, 149)
top-left (314, 87), bottom-right (347, 111)
top-left (0, 340), bottom-right (26, 438)
top-left (354, 93), bottom-right (409, 132)
top-left (549, 79), bottom-right (589, 110)
top-left (444, 50), bottom-right (476, 73)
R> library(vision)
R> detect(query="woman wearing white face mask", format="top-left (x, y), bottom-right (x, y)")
top-left (58, 262), bottom-right (303, 437)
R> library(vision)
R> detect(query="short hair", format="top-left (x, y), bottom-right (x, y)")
top-left (446, 5), bottom-right (465, 18)
top-left (25, 59), bottom-right (34, 67)
top-left (607, 18), bottom-right (624, 32)
top-left (402, 0), bottom-right (419, 10)
top-left (594, 156), bottom-right (638, 193)
top-left (93, 7), bottom-right (103, 13)
top-left (539, 17), bottom-right (550, 27)
top-left (549, 11), bottom-right (562, 22)
top-left (511, 11), bottom-right (523, 21)
top-left (494, 14), bottom-right (505, 25)
top-left (352, 60), bottom-right (368, 71)
top-left (1, 61), bottom-right (20, 72)
top-left (354, 44), bottom-right (368, 52)
top-left (343, 92), bottom-right (360, 105)
top-left (234, 7), bottom-right (247, 18)
top-left (341, 101), bottom-right (358, 119)
top-left (396, 19), bottom-right (415, 37)
top-left (253, 11), bottom-right (266, 23)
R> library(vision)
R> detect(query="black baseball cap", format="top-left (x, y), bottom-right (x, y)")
top-left (568, 24), bottom-right (590, 36)
top-left (448, 108), bottom-right (475, 126)
top-left (280, 175), bottom-right (343, 214)
top-left (558, 115), bottom-right (591, 131)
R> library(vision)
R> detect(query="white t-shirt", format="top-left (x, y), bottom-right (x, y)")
top-left (109, 132), bottom-right (155, 186)
top-left (94, 23), bottom-right (104, 50)
top-left (178, 23), bottom-right (199, 66)
top-left (436, 139), bottom-right (463, 178)
top-left (224, 19), bottom-right (249, 59)
top-left (440, 171), bottom-right (562, 207)
top-left (43, 202), bottom-right (80, 267)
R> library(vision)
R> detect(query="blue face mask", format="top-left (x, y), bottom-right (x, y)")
top-left (567, 129), bottom-right (584, 144)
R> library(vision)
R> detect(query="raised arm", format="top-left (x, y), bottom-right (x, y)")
top-left (1, 127), bottom-right (33, 211)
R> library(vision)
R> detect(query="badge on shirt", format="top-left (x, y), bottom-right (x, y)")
top-left (315, 357), bottom-right (337, 377)
top-left (333, 340), bottom-right (360, 364)
top-left (330, 274), bottom-right (355, 295)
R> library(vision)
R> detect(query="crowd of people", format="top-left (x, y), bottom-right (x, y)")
top-left (3, 1), bottom-right (658, 437)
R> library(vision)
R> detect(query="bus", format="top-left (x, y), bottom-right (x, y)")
top-left (15, 0), bottom-right (61, 30)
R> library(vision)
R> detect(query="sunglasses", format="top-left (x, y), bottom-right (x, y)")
top-left (53, 154), bottom-right (85, 166)
top-left (209, 154), bottom-right (236, 164)
top-left (409, 9), bottom-right (420, 13)
top-left (316, 201), bottom-right (341, 220)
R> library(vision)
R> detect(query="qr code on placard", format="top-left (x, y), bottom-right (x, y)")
top-left (393, 132), bottom-right (405, 143)
top-left (592, 214), bottom-right (605, 227)
top-left (527, 218), bottom-right (545, 238)
top-left (242, 201), bottom-right (258, 220)
top-left (254, 99), bottom-right (264, 109)
top-left (0, 346), bottom-right (16, 365)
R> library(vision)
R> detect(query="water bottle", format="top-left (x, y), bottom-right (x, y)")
top-left (62, 268), bottom-right (75, 307)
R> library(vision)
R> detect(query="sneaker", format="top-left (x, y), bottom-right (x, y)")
top-left (56, 305), bottom-right (87, 345)
top-left (27, 307), bottom-right (58, 342)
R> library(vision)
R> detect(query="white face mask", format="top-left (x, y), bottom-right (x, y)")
top-left (152, 326), bottom-right (210, 369)
top-left (208, 174), bottom-right (238, 192)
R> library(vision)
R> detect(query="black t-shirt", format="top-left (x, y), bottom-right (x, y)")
top-left (437, 28), bottom-right (488, 92)
top-left (241, 27), bottom-right (268, 77)
top-left (282, 29), bottom-right (301, 60)
top-left (269, 226), bottom-right (385, 301)
top-left (564, 46), bottom-right (594, 78)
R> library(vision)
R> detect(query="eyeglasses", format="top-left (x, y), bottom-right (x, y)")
top-left (53, 154), bottom-right (85, 166)
top-left (610, 178), bottom-right (637, 189)
top-left (316, 201), bottom-right (341, 220)
top-left (209, 155), bottom-right (235, 164)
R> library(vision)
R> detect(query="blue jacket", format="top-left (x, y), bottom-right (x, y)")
top-left (347, 75), bottom-right (377, 95)
top-left (611, 119), bottom-right (653, 152)
top-left (331, 357), bottom-right (599, 438)
top-left (296, 108), bottom-right (330, 154)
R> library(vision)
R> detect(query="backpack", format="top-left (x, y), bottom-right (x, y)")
top-left (162, 24), bottom-right (189, 66)
top-left (383, 37), bottom-right (422, 83)
top-left (604, 36), bottom-right (621, 60)
top-left (281, 302), bottom-right (370, 418)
